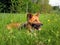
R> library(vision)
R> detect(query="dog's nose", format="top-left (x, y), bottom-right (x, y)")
top-left (37, 23), bottom-right (43, 27)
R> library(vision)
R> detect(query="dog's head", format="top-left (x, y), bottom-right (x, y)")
top-left (27, 13), bottom-right (43, 30)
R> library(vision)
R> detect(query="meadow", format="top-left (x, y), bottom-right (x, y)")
top-left (0, 13), bottom-right (60, 45)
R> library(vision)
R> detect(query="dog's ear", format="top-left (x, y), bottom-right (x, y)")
top-left (27, 13), bottom-right (33, 20)
top-left (35, 13), bottom-right (40, 17)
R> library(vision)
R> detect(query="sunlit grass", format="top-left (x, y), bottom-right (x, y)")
top-left (0, 13), bottom-right (60, 45)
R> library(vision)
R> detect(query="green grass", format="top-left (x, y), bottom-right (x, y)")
top-left (0, 13), bottom-right (60, 45)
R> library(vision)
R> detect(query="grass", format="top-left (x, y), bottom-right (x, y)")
top-left (0, 13), bottom-right (60, 45)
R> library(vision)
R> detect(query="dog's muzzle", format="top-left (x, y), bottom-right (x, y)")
top-left (31, 23), bottom-right (43, 30)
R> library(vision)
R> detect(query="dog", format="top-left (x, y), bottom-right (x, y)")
top-left (6, 22), bottom-right (20, 30)
top-left (20, 13), bottom-right (43, 31)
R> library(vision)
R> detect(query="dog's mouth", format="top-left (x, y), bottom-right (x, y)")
top-left (31, 23), bottom-right (43, 30)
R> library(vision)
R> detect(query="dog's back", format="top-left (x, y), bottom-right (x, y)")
top-left (6, 23), bottom-right (20, 30)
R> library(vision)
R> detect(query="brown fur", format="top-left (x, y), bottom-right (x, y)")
top-left (6, 23), bottom-right (20, 30)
